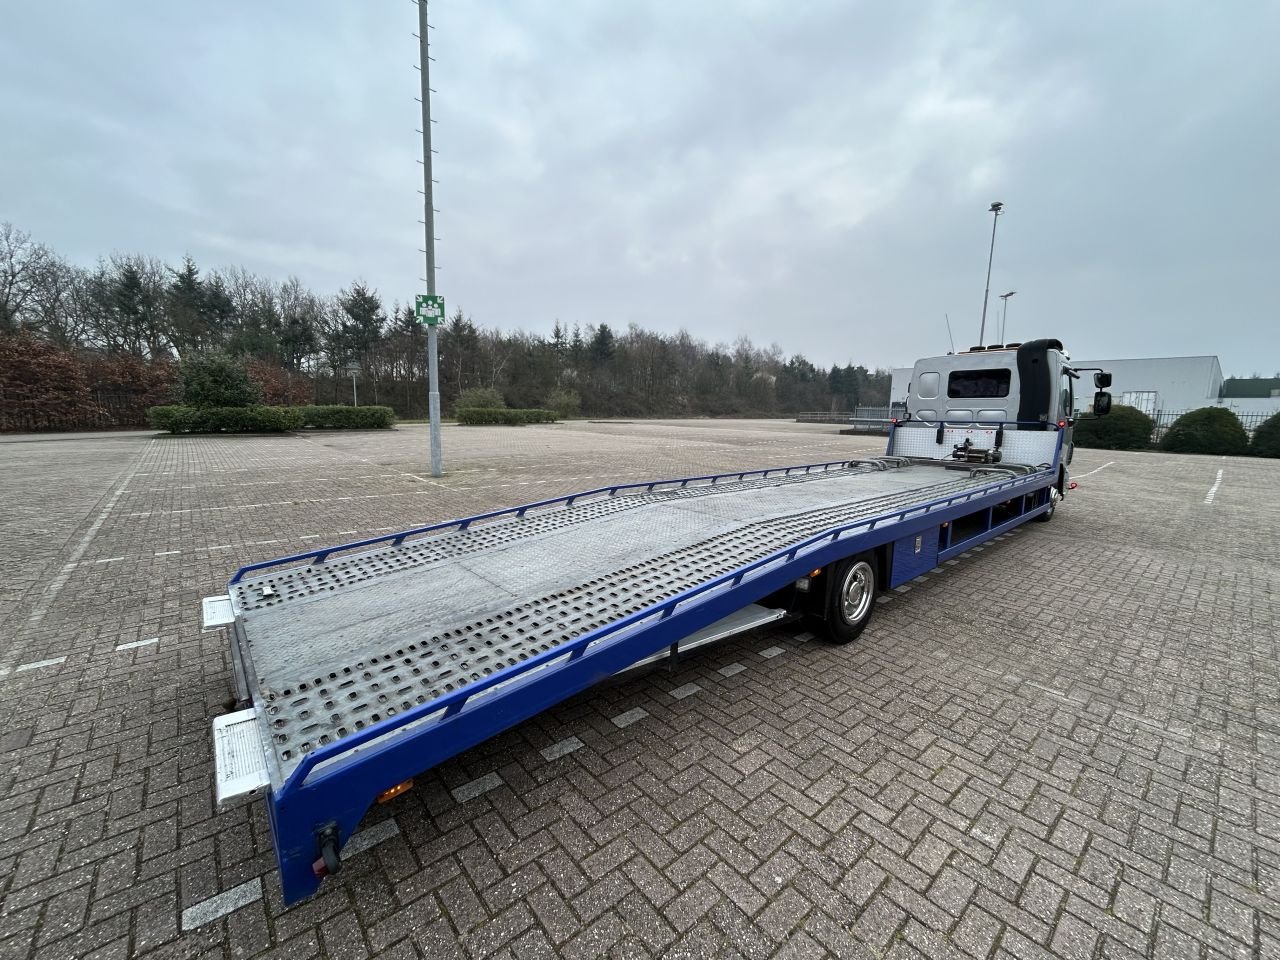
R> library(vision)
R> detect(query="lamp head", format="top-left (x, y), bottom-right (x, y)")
top-left (989, 201), bottom-right (1004, 214)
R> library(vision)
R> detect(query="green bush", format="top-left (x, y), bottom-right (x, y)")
top-left (545, 387), bottom-right (581, 419)
top-left (457, 387), bottom-right (505, 410)
top-left (1072, 404), bottom-right (1154, 450)
top-left (1160, 406), bottom-right (1250, 455)
top-left (456, 407), bottom-right (558, 426)
top-left (149, 405), bottom-right (302, 433)
top-left (179, 354), bottom-right (260, 408)
top-left (1251, 411), bottom-right (1280, 458)
top-left (148, 405), bottom-right (195, 433)
top-left (299, 405), bottom-right (396, 429)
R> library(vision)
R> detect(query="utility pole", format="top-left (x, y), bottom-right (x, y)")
top-left (418, 0), bottom-right (444, 476)
top-left (998, 291), bottom-right (1016, 343)
top-left (343, 360), bottom-right (359, 406)
top-left (978, 201), bottom-right (1003, 345)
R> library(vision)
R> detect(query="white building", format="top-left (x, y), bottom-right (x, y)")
top-left (1069, 355), bottom-right (1221, 415)
top-left (891, 354), bottom-right (1280, 417)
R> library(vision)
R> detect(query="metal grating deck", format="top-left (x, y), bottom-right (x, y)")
top-left (232, 462), bottom-right (1011, 781)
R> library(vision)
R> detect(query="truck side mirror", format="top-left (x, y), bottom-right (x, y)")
top-left (1094, 372), bottom-right (1112, 389)
top-left (1093, 391), bottom-right (1112, 415)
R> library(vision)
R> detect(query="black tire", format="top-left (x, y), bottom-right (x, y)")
top-left (1035, 485), bottom-right (1059, 522)
top-left (823, 553), bottom-right (878, 645)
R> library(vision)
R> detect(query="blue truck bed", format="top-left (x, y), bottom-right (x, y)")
top-left (207, 423), bottom-right (1066, 904)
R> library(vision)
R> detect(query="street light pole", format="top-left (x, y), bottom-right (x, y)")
top-left (999, 290), bottom-right (1016, 343)
top-left (978, 201), bottom-right (1003, 345)
top-left (418, 0), bottom-right (444, 477)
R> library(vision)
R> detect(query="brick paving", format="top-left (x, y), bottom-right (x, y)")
top-left (0, 420), bottom-right (1276, 959)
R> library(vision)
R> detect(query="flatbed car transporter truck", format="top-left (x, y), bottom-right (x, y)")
top-left (203, 337), bottom-right (1112, 905)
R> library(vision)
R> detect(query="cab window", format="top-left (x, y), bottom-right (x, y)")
top-left (947, 369), bottom-right (1011, 399)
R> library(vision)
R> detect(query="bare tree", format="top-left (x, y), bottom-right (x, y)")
top-left (24, 256), bottom-right (92, 347)
top-left (0, 222), bottom-right (52, 333)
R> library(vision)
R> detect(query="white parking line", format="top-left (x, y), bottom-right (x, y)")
top-left (343, 818), bottom-right (401, 857)
top-left (1073, 461), bottom-right (1115, 480)
top-left (670, 683), bottom-right (702, 700)
top-left (451, 772), bottom-right (504, 803)
top-left (611, 707), bottom-right (649, 728)
top-left (1204, 469), bottom-right (1224, 504)
top-left (181, 878), bottom-right (262, 931)
top-left (541, 736), bottom-right (584, 761)
top-left (115, 638), bottom-right (159, 651)
top-left (24, 442), bottom-right (151, 627)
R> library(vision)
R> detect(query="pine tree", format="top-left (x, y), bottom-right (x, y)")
top-left (589, 323), bottom-right (615, 366)
top-left (339, 282), bottom-right (385, 363)
top-left (166, 256), bottom-right (206, 357)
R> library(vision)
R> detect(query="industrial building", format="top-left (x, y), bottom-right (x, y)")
top-left (890, 353), bottom-right (1280, 419)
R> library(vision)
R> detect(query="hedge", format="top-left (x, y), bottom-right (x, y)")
top-left (1160, 407), bottom-right (1250, 456)
top-left (149, 404), bottom-right (395, 433)
top-left (149, 405), bottom-right (303, 433)
top-left (299, 405), bottom-right (396, 429)
top-left (456, 407), bottom-right (558, 426)
top-left (1072, 404), bottom-right (1154, 450)
top-left (1252, 412), bottom-right (1280, 458)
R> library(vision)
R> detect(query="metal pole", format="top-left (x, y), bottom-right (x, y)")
top-left (418, 0), bottom-right (444, 476)
top-left (351, 372), bottom-right (358, 406)
top-left (978, 202), bottom-right (1002, 345)
top-left (998, 290), bottom-right (1016, 344)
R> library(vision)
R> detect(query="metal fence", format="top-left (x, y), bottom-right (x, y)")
top-left (795, 406), bottom-right (901, 424)
top-left (1149, 410), bottom-right (1272, 443)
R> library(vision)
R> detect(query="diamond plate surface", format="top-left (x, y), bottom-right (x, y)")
top-left (237, 464), bottom-right (1014, 779)
top-left (890, 424), bottom-right (1061, 466)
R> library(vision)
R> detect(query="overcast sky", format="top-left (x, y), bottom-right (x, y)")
top-left (2, 1), bottom-right (1277, 374)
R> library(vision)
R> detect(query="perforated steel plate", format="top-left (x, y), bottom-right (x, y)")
top-left (231, 461), bottom-right (1032, 781)
top-left (889, 425), bottom-right (1060, 466)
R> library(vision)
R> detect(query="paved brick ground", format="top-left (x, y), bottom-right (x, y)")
top-left (0, 421), bottom-right (1276, 959)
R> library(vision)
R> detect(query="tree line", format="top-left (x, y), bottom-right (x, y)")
top-left (0, 221), bottom-right (891, 422)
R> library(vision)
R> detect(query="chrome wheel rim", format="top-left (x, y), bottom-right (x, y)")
top-left (840, 561), bottom-right (874, 624)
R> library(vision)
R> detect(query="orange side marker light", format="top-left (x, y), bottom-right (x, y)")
top-left (377, 779), bottom-right (414, 804)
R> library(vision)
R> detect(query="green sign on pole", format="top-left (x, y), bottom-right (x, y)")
top-left (415, 294), bottom-right (445, 326)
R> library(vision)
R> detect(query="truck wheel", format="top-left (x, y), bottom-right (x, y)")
top-left (1035, 486), bottom-right (1059, 522)
top-left (824, 554), bottom-right (878, 645)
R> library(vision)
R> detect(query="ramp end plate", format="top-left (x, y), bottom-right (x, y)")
top-left (202, 595), bottom-right (235, 631)
top-left (213, 708), bottom-right (269, 805)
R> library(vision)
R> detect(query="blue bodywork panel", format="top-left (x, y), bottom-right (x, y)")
top-left (218, 424), bottom-right (1064, 904)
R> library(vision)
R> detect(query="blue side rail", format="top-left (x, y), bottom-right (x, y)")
top-left (229, 458), bottom-right (863, 584)
top-left (244, 429), bottom-right (1065, 904)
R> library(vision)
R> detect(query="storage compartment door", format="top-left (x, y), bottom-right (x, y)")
top-left (890, 530), bottom-right (939, 587)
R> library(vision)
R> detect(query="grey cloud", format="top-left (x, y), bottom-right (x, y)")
top-left (1, 0), bottom-right (1275, 373)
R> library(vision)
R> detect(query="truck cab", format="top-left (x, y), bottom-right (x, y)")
top-left (905, 338), bottom-right (1077, 428)
top-left (901, 337), bottom-right (1111, 495)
